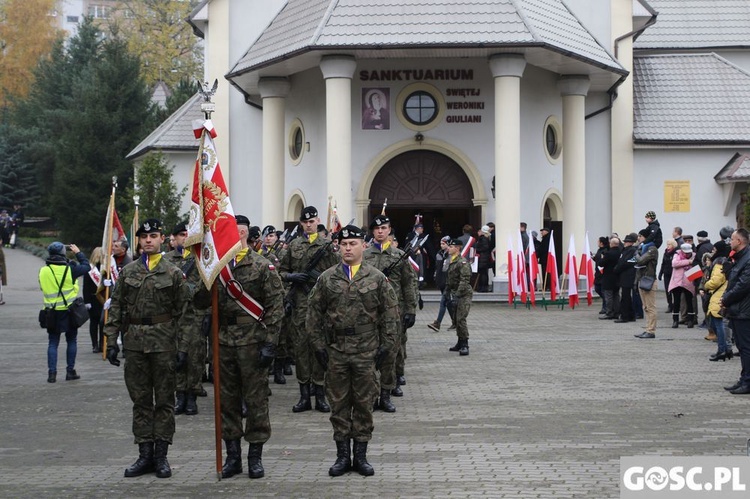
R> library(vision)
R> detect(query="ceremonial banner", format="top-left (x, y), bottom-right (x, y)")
top-left (100, 185), bottom-right (125, 282)
top-left (565, 234), bottom-right (579, 309)
top-left (516, 230), bottom-right (528, 304)
top-left (579, 232), bottom-right (595, 306)
top-left (526, 230), bottom-right (537, 306)
top-left (507, 234), bottom-right (516, 304)
top-left (185, 119), bottom-right (242, 289)
top-left (462, 236), bottom-right (476, 260)
top-left (547, 230), bottom-right (560, 301)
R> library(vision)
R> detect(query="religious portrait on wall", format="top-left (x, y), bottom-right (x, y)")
top-left (362, 87), bottom-right (390, 130)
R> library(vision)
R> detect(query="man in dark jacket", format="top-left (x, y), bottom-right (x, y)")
top-left (720, 229), bottom-right (750, 394)
top-left (598, 237), bottom-right (622, 320)
top-left (614, 234), bottom-right (638, 323)
top-left (537, 228), bottom-right (551, 286)
top-left (642, 211), bottom-right (663, 249)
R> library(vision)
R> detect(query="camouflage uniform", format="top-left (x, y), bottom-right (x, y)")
top-left (308, 262), bottom-right (399, 443)
top-left (260, 245), bottom-right (292, 379)
top-left (211, 251), bottom-right (284, 444)
top-left (165, 249), bottom-right (208, 407)
top-left (363, 242), bottom-right (417, 399)
top-left (104, 256), bottom-right (190, 445)
top-left (447, 255), bottom-right (473, 342)
top-left (279, 234), bottom-right (339, 390)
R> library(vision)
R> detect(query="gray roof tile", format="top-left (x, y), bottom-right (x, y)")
top-left (633, 54), bottom-right (750, 143)
top-left (229, 0), bottom-right (621, 76)
top-left (715, 153), bottom-right (750, 182)
top-left (127, 93), bottom-right (202, 159)
top-left (635, 0), bottom-right (750, 49)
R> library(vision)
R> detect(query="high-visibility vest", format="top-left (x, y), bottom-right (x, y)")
top-left (39, 264), bottom-right (78, 311)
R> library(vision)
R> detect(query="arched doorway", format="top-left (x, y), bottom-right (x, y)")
top-left (368, 150), bottom-right (478, 286)
top-left (542, 191), bottom-right (563, 275)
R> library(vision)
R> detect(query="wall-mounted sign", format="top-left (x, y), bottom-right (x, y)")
top-left (664, 181), bottom-right (690, 212)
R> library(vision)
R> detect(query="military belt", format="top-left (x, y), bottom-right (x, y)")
top-left (220, 316), bottom-right (256, 326)
top-left (128, 313), bottom-right (173, 325)
top-left (334, 324), bottom-right (376, 336)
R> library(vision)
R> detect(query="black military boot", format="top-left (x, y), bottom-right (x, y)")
top-left (273, 360), bottom-right (286, 385)
top-left (391, 385), bottom-right (403, 397)
top-left (65, 369), bottom-right (80, 381)
top-left (352, 441), bottom-right (374, 476)
top-left (247, 443), bottom-right (264, 479)
top-left (329, 440), bottom-right (351, 477)
top-left (185, 392), bottom-right (198, 415)
top-left (449, 339), bottom-right (461, 351)
top-left (124, 442), bottom-right (155, 477)
top-left (459, 339), bottom-right (469, 356)
top-left (396, 375), bottom-right (406, 386)
top-left (314, 384), bottom-right (331, 413)
top-left (153, 440), bottom-right (172, 478)
top-left (292, 383), bottom-right (312, 413)
top-left (378, 388), bottom-right (396, 413)
top-left (687, 313), bottom-right (696, 329)
top-left (174, 391), bottom-right (187, 415)
top-left (221, 439), bottom-right (242, 478)
top-left (283, 357), bottom-right (293, 376)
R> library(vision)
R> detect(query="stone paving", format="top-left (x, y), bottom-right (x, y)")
top-left (1, 247), bottom-right (749, 498)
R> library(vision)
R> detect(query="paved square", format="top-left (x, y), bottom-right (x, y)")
top-left (1, 248), bottom-right (747, 498)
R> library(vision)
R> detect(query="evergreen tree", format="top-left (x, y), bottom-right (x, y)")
top-left (125, 152), bottom-right (187, 233)
top-left (0, 124), bottom-right (39, 208)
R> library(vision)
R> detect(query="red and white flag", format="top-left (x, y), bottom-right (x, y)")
top-left (686, 265), bottom-right (703, 282)
top-left (547, 230), bottom-right (560, 301)
top-left (185, 119), bottom-right (242, 289)
top-left (565, 234), bottom-right (579, 309)
top-left (101, 193), bottom-right (126, 281)
top-left (579, 232), bottom-right (595, 306)
top-left (516, 230), bottom-right (528, 303)
top-left (462, 235), bottom-right (476, 260)
top-left (408, 256), bottom-right (419, 272)
top-left (526, 231), bottom-right (537, 306)
top-left (507, 234), bottom-right (516, 304)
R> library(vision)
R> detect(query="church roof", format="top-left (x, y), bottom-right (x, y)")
top-left (633, 53), bottom-right (750, 144)
top-left (715, 153), bottom-right (750, 183)
top-left (228, 0), bottom-right (624, 83)
top-left (127, 93), bottom-right (202, 160)
top-left (634, 0), bottom-right (750, 49)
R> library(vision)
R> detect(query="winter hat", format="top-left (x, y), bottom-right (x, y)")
top-left (47, 241), bottom-right (65, 256)
top-left (481, 225), bottom-right (490, 235)
top-left (645, 211), bottom-right (656, 219)
top-left (696, 230), bottom-right (708, 238)
top-left (680, 243), bottom-right (693, 253)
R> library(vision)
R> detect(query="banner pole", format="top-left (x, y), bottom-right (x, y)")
top-left (102, 177), bottom-right (117, 359)
top-left (211, 281), bottom-right (222, 480)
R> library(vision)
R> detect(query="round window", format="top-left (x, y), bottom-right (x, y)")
top-left (288, 119), bottom-right (305, 165)
top-left (291, 128), bottom-right (303, 160)
top-left (403, 91), bottom-right (438, 126)
top-left (543, 116), bottom-right (562, 163)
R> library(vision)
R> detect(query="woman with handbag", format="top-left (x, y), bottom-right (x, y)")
top-left (634, 229), bottom-right (659, 338)
top-left (38, 242), bottom-right (90, 383)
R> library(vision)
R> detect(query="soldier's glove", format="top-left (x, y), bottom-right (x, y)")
top-left (106, 346), bottom-right (120, 367)
top-left (284, 273), bottom-right (308, 284)
top-left (258, 343), bottom-right (276, 370)
top-left (175, 351), bottom-right (188, 371)
top-left (315, 349), bottom-right (329, 371)
top-left (201, 315), bottom-right (211, 337)
top-left (374, 346), bottom-right (387, 371)
top-left (418, 294), bottom-right (424, 310)
top-left (402, 313), bottom-right (416, 329)
top-left (283, 298), bottom-right (293, 317)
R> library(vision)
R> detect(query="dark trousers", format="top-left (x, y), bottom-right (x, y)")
top-left (671, 287), bottom-right (694, 315)
top-left (663, 273), bottom-right (673, 310)
top-left (603, 287), bottom-right (620, 317)
top-left (730, 318), bottom-right (750, 385)
top-left (619, 287), bottom-right (634, 321)
top-left (632, 288), bottom-right (643, 318)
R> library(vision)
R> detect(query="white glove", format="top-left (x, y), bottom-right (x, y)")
top-left (103, 279), bottom-right (112, 287)
top-left (85, 303), bottom-right (92, 310)
top-left (103, 298), bottom-right (111, 310)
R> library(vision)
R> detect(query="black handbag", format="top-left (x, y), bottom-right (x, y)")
top-left (639, 275), bottom-right (656, 291)
top-left (38, 308), bottom-right (55, 330)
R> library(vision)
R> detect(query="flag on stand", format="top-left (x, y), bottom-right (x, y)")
top-left (185, 119), bottom-right (242, 289)
top-left (100, 190), bottom-right (126, 281)
top-left (579, 232), bottom-right (595, 306)
top-left (565, 234), bottom-right (579, 308)
top-left (686, 265), bottom-right (703, 282)
top-left (507, 234), bottom-right (516, 304)
top-left (546, 230), bottom-right (560, 301)
top-left (516, 230), bottom-right (528, 303)
top-left (526, 230), bottom-right (537, 306)
top-left (329, 201), bottom-right (342, 234)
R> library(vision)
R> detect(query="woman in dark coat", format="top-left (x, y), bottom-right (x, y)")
top-left (475, 227), bottom-right (492, 292)
top-left (658, 239), bottom-right (677, 313)
top-left (593, 236), bottom-right (608, 314)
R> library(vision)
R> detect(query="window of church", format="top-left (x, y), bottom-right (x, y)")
top-left (288, 119), bottom-right (305, 165)
top-left (395, 83), bottom-right (445, 132)
top-left (543, 116), bottom-right (562, 163)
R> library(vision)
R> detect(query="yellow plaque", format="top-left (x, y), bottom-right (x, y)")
top-left (664, 181), bottom-right (690, 212)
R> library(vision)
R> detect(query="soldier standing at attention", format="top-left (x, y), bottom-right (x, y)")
top-left (279, 206), bottom-right (339, 413)
top-left (197, 214), bottom-right (285, 479)
top-left (363, 215), bottom-right (417, 412)
top-left (446, 238), bottom-right (473, 356)
top-left (104, 218), bottom-right (190, 478)
top-left (164, 221), bottom-right (208, 416)
top-left (308, 225), bottom-right (399, 477)
top-left (259, 225), bottom-right (290, 384)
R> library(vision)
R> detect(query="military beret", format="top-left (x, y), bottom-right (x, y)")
top-left (235, 214), bottom-right (250, 227)
top-left (370, 215), bottom-right (390, 230)
top-left (697, 230), bottom-right (708, 238)
top-left (337, 224), bottom-right (365, 241)
top-left (645, 210), bottom-right (656, 219)
top-left (261, 225), bottom-right (276, 237)
top-left (136, 218), bottom-right (164, 236)
top-left (249, 226), bottom-right (261, 240)
top-left (317, 224), bottom-right (327, 233)
top-left (449, 238), bottom-right (464, 246)
top-left (47, 241), bottom-right (65, 256)
top-left (171, 221), bottom-right (188, 235)
top-left (300, 206), bottom-right (318, 221)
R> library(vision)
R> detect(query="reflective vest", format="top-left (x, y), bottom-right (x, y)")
top-left (39, 264), bottom-right (79, 311)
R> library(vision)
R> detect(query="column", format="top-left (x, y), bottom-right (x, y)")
top-left (320, 55), bottom-right (357, 221)
top-left (258, 77), bottom-right (291, 227)
top-left (557, 76), bottom-right (590, 255)
top-left (489, 54), bottom-right (526, 287)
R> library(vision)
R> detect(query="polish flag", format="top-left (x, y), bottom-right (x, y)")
top-left (565, 234), bottom-right (579, 309)
top-left (579, 232), bottom-right (595, 306)
top-left (507, 234), bottom-right (516, 304)
top-left (526, 231), bottom-right (537, 306)
top-left (547, 230), bottom-right (560, 301)
top-left (516, 230), bottom-right (527, 303)
top-left (462, 236), bottom-right (476, 260)
top-left (686, 265), bottom-right (703, 282)
top-left (408, 256), bottom-right (419, 272)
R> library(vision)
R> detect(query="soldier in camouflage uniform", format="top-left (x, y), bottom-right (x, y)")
top-left (258, 225), bottom-right (289, 384)
top-left (105, 218), bottom-right (190, 479)
top-left (363, 215), bottom-right (417, 412)
top-left (165, 222), bottom-right (208, 416)
top-left (308, 225), bottom-right (399, 477)
top-left (446, 238), bottom-right (473, 356)
top-left (279, 206), bottom-right (339, 413)
top-left (196, 215), bottom-right (285, 479)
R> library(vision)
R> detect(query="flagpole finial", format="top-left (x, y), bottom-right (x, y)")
top-left (198, 79), bottom-right (218, 119)
top-left (133, 195), bottom-right (140, 206)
